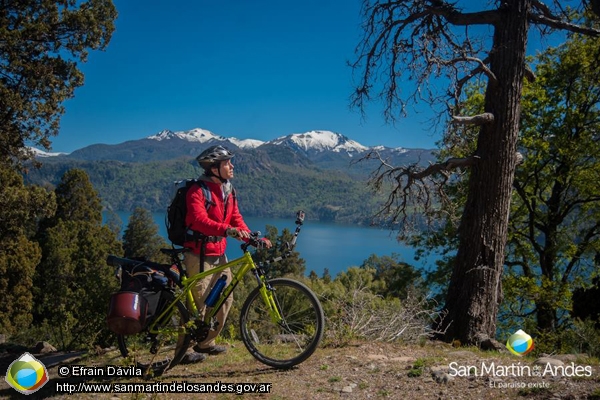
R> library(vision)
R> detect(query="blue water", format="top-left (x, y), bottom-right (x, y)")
top-left (106, 212), bottom-right (439, 278)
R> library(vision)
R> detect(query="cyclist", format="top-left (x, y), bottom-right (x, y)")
top-left (180, 145), bottom-right (272, 364)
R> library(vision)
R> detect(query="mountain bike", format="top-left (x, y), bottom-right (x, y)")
top-left (106, 211), bottom-right (324, 375)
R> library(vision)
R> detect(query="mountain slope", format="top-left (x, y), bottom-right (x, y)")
top-left (59, 128), bottom-right (434, 167)
top-left (25, 128), bottom-right (436, 223)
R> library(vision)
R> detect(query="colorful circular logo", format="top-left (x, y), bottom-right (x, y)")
top-left (506, 329), bottom-right (534, 356)
top-left (5, 352), bottom-right (49, 395)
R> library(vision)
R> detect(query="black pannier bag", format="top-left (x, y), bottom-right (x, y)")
top-left (107, 262), bottom-right (169, 335)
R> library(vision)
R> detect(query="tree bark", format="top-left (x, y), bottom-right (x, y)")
top-left (439, 0), bottom-right (531, 344)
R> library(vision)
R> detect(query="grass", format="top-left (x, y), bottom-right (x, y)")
top-left (407, 358), bottom-right (426, 377)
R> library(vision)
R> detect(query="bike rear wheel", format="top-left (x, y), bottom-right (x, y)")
top-left (117, 290), bottom-right (191, 375)
top-left (240, 278), bottom-right (324, 368)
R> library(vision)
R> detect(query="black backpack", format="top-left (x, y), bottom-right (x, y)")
top-left (165, 179), bottom-right (213, 246)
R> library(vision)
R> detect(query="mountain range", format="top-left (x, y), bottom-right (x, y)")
top-left (34, 128), bottom-right (430, 164)
top-left (26, 128), bottom-right (436, 224)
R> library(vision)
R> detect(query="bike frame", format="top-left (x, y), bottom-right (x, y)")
top-left (146, 210), bottom-right (305, 338)
top-left (147, 249), bottom-right (282, 337)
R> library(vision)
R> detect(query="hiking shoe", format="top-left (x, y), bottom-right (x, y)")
top-left (180, 351), bottom-right (207, 364)
top-left (193, 344), bottom-right (227, 355)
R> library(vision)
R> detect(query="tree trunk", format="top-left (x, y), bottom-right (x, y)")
top-left (536, 299), bottom-right (557, 332)
top-left (439, 0), bottom-right (531, 344)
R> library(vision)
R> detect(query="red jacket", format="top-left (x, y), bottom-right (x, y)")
top-left (183, 178), bottom-right (249, 256)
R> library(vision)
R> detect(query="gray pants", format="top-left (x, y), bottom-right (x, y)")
top-left (183, 252), bottom-right (232, 348)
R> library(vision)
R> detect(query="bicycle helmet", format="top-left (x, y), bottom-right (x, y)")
top-left (196, 145), bottom-right (234, 181)
top-left (196, 145), bottom-right (233, 168)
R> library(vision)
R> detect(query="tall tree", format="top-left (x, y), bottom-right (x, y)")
top-left (352, 0), bottom-right (600, 344)
top-left (411, 33), bottom-right (600, 346)
top-left (35, 169), bottom-right (121, 349)
top-left (122, 207), bottom-right (169, 262)
top-left (0, 162), bottom-right (55, 335)
top-left (504, 33), bottom-right (600, 334)
top-left (0, 0), bottom-right (116, 167)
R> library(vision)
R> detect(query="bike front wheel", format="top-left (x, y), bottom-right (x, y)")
top-left (117, 290), bottom-right (191, 375)
top-left (240, 278), bottom-right (324, 369)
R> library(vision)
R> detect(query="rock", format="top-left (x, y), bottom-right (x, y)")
top-left (341, 383), bottom-right (357, 393)
top-left (34, 341), bottom-right (57, 354)
top-left (534, 357), bottom-right (564, 368)
top-left (367, 354), bottom-right (388, 361)
top-left (432, 370), bottom-right (454, 384)
top-left (552, 354), bottom-right (580, 363)
top-left (474, 333), bottom-right (506, 352)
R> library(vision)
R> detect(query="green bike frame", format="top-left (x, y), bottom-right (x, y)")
top-left (146, 250), bottom-right (282, 337)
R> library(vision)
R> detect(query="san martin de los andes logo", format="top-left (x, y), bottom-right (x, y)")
top-left (506, 329), bottom-right (535, 356)
top-left (5, 352), bottom-right (49, 395)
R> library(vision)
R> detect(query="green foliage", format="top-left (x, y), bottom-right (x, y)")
top-left (34, 168), bottom-right (122, 350)
top-left (0, 0), bottom-right (117, 167)
top-left (501, 33), bottom-right (600, 338)
top-left (407, 358), bottom-right (426, 377)
top-left (53, 169), bottom-right (103, 224)
top-left (25, 156), bottom-right (385, 224)
top-left (310, 267), bottom-right (436, 347)
top-left (570, 318), bottom-right (600, 358)
top-left (0, 162), bottom-right (56, 240)
top-left (360, 253), bottom-right (421, 299)
top-left (35, 220), bottom-right (121, 349)
top-left (409, 34), bottom-right (600, 346)
top-left (0, 235), bottom-right (41, 335)
top-left (0, 163), bottom-right (55, 335)
top-left (251, 225), bottom-right (306, 278)
top-left (122, 207), bottom-right (169, 262)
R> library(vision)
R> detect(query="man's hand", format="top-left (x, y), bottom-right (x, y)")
top-left (226, 227), bottom-right (251, 240)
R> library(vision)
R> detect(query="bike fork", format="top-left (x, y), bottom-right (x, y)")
top-left (258, 284), bottom-right (283, 324)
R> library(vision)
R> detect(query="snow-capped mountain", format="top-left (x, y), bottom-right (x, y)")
top-left (33, 127), bottom-right (432, 168)
top-left (271, 130), bottom-right (369, 156)
top-left (148, 128), bottom-right (223, 142)
top-left (145, 128), bottom-right (403, 155)
top-left (28, 147), bottom-right (68, 157)
top-left (148, 128), bottom-right (264, 149)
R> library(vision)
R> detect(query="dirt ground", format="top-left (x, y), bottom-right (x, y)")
top-left (1, 340), bottom-right (599, 399)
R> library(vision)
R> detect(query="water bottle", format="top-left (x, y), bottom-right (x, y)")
top-left (205, 275), bottom-right (227, 307)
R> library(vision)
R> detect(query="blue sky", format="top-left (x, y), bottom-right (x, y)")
top-left (52, 0), bottom-right (562, 153)
top-left (53, 0), bottom-right (444, 153)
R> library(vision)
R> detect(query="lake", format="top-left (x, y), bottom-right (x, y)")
top-left (107, 212), bottom-right (439, 278)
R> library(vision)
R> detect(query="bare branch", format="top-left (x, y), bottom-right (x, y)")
top-left (429, 7), bottom-right (500, 27)
top-left (463, 56), bottom-right (497, 83)
top-left (531, 0), bottom-right (555, 18)
top-left (411, 155), bottom-right (481, 180)
top-left (361, 149), bottom-right (480, 230)
top-left (515, 152), bottom-right (524, 165)
top-left (529, 13), bottom-right (600, 36)
top-left (524, 65), bottom-right (536, 82)
top-left (452, 113), bottom-right (494, 126)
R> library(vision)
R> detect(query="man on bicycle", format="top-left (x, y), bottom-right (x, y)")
top-left (180, 145), bottom-right (271, 364)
